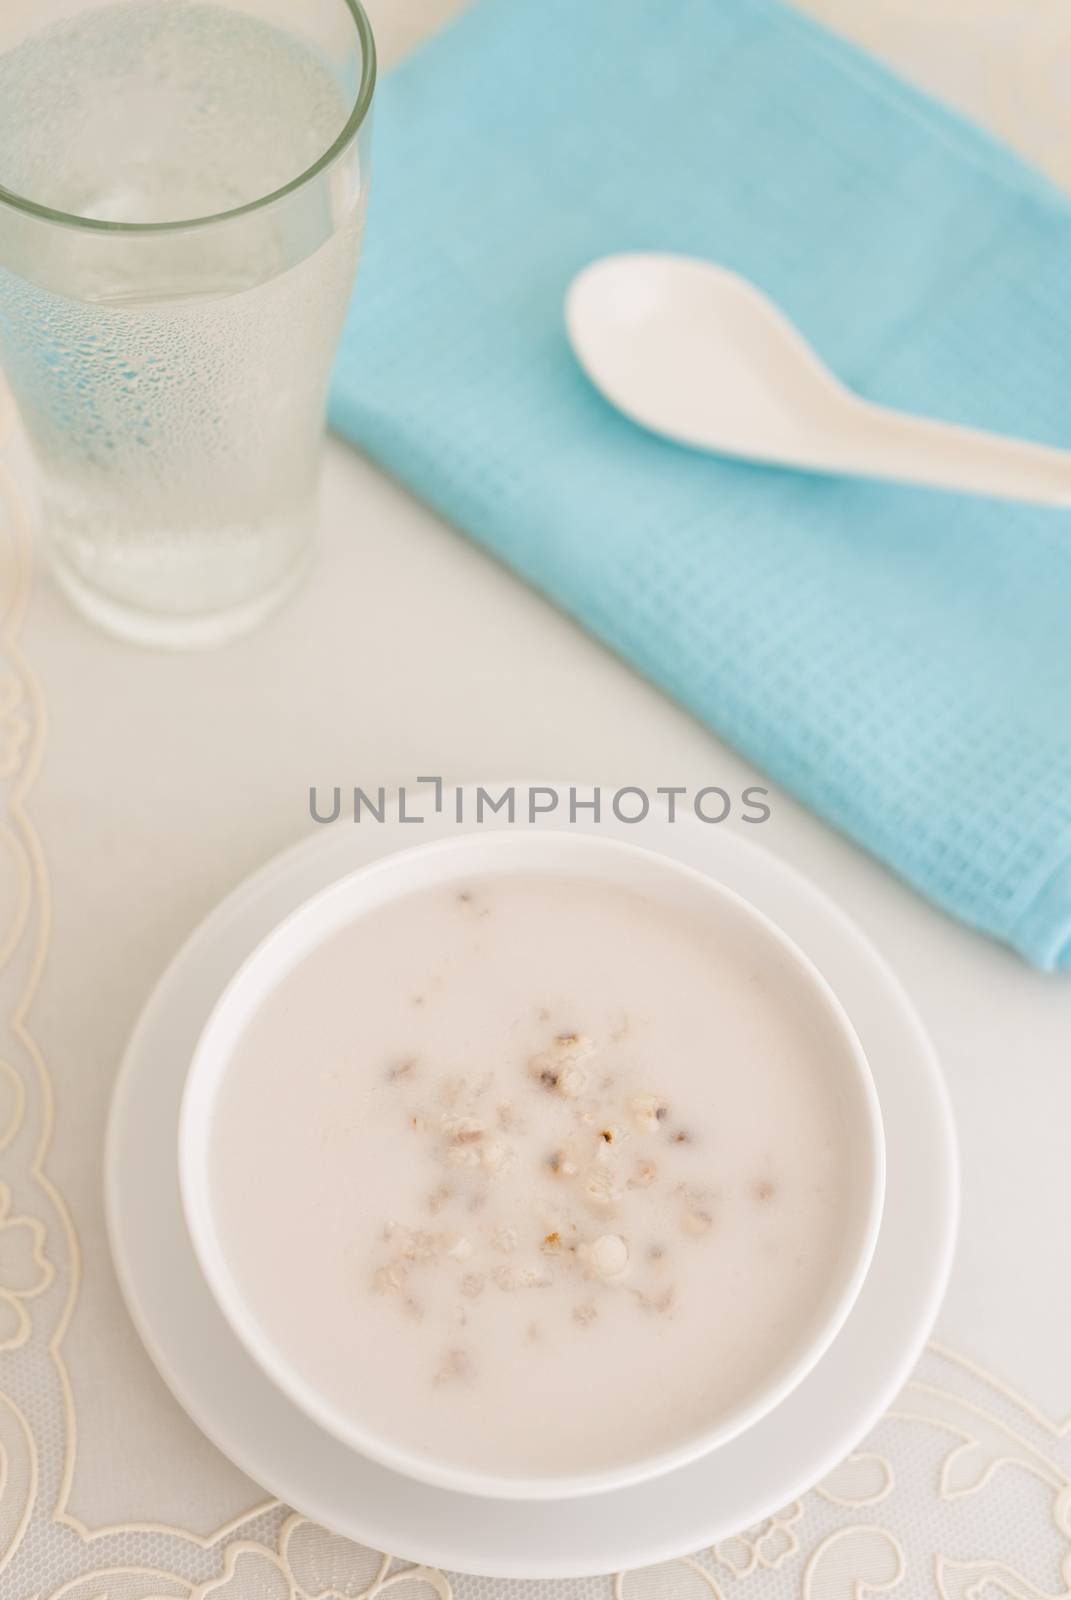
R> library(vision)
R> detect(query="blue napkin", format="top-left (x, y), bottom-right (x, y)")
top-left (331, 0), bottom-right (1071, 971)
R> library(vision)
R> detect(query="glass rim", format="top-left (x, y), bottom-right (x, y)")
top-left (0, 0), bottom-right (376, 236)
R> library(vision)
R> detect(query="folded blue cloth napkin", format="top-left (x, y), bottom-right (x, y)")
top-left (331, 0), bottom-right (1071, 970)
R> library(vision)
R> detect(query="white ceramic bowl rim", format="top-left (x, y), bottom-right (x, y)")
top-left (179, 828), bottom-right (885, 1501)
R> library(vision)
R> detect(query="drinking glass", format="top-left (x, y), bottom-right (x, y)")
top-left (0, 0), bottom-right (375, 647)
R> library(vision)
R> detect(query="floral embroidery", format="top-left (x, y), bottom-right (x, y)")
top-left (712, 1503), bottom-right (803, 1577)
top-left (0, 1180), bottom-right (53, 1351)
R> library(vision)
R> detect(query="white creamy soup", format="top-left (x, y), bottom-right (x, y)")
top-left (208, 873), bottom-right (859, 1483)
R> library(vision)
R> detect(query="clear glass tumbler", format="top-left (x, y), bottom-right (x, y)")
top-left (0, 0), bottom-right (375, 647)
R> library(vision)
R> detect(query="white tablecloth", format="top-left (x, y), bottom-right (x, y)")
top-left (1, 3), bottom-right (1070, 1596)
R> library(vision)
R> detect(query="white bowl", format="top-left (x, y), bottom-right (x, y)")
top-left (179, 829), bottom-right (885, 1501)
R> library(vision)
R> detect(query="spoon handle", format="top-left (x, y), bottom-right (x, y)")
top-left (844, 401), bottom-right (1071, 508)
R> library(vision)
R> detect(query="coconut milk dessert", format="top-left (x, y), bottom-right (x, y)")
top-left (208, 873), bottom-right (860, 1482)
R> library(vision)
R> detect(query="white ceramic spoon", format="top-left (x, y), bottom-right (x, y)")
top-left (566, 252), bottom-right (1071, 505)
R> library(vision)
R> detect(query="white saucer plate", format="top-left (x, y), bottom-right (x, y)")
top-left (106, 791), bottom-right (958, 1579)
